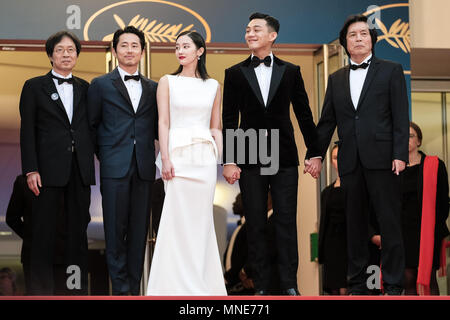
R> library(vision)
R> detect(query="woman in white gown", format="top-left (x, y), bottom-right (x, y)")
top-left (146, 31), bottom-right (227, 295)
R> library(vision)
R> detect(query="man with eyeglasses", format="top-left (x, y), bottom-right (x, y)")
top-left (19, 31), bottom-right (94, 295)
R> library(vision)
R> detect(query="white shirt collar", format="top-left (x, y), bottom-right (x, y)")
top-left (117, 66), bottom-right (139, 81)
top-left (349, 54), bottom-right (372, 67)
top-left (251, 52), bottom-right (274, 67)
top-left (51, 69), bottom-right (72, 79)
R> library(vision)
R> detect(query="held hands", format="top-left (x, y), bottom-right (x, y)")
top-left (304, 158), bottom-right (322, 179)
top-left (27, 172), bottom-right (42, 196)
top-left (223, 164), bottom-right (241, 184)
top-left (161, 158), bottom-right (175, 180)
top-left (392, 159), bottom-right (406, 175)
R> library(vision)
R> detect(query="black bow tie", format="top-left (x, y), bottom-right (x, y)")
top-left (251, 55), bottom-right (272, 68)
top-left (124, 74), bottom-right (140, 81)
top-left (350, 58), bottom-right (372, 70)
top-left (52, 75), bottom-right (74, 85)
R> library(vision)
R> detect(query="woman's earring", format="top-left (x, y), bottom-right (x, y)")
top-left (198, 56), bottom-right (200, 60)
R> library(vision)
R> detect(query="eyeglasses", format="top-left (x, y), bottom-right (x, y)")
top-left (54, 47), bottom-right (76, 55)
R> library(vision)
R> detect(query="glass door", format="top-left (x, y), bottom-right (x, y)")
top-left (313, 41), bottom-right (347, 194)
top-left (411, 92), bottom-right (449, 181)
top-left (313, 40), bottom-right (346, 295)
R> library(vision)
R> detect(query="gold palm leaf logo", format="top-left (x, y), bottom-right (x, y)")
top-left (102, 14), bottom-right (195, 42)
top-left (376, 18), bottom-right (410, 53)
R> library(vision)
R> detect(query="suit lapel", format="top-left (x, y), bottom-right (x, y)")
top-left (240, 56), bottom-right (265, 107)
top-left (266, 56), bottom-right (286, 107)
top-left (356, 57), bottom-right (381, 110)
top-left (112, 68), bottom-right (134, 113)
top-left (136, 75), bottom-right (149, 114)
top-left (42, 72), bottom-right (70, 125)
top-left (343, 65), bottom-right (356, 111)
top-left (71, 77), bottom-right (82, 123)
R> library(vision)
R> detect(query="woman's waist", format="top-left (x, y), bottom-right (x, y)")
top-left (169, 126), bottom-right (213, 139)
top-left (168, 126), bottom-right (217, 151)
top-left (169, 126), bottom-right (212, 133)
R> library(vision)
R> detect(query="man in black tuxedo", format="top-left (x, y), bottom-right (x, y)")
top-left (87, 26), bottom-right (158, 295)
top-left (306, 15), bottom-right (409, 295)
top-left (19, 31), bottom-right (94, 295)
top-left (222, 12), bottom-right (319, 295)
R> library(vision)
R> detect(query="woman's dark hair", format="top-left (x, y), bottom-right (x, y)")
top-left (46, 30), bottom-right (81, 58)
top-left (113, 26), bottom-right (146, 52)
top-left (249, 12), bottom-right (280, 33)
top-left (339, 14), bottom-right (378, 57)
top-left (172, 31), bottom-right (209, 81)
top-left (410, 121), bottom-right (423, 147)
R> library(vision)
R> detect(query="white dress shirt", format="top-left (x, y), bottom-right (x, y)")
top-left (117, 66), bottom-right (142, 113)
top-left (52, 70), bottom-right (73, 123)
top-left (307, 55), bottom-right (372, 161)
top-left (349, 54), bottom-right (372, 109)
top-left (224, 53), bottom-right (274, 166)
top-left (252, 52), bottom-right (274, 106)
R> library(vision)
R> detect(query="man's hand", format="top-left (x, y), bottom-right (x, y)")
top-left (239, 269), bottom-right (254, 289)
top-left (392, 159), bottom-right (406, 175)
top-left (304, 158), bottom-right (322, 179)
top-left (371, 235), bottom-right (382, 249)
top-left (223, 164), bottom-right (241, 184)
top-left (27, 172), bottom-right (42, 196)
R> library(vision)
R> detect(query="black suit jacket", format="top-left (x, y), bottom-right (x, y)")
top-left (306, 56), bottom-right (410, 176)
top-left (223, 55), bottom-right (318, 168)
top-left (223, 213), bottom-right (279, 291)
top-left (5, 175), bottom-right (66, 265)
top-left (5, 175), bottom-right (32, 263)
top-left (87, 68), bottom-right (158, 180)
top-left (19, 71), bottom-right (95, 186)
top-left (223, 220), bottom-right (248, 287)
top-left (318, 182), bottom-right (343, 264)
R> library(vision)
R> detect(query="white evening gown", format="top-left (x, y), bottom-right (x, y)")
top-left (146, 75), bottom-right (227, 296)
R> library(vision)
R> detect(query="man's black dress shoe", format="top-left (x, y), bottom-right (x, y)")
top-left (384, 285), bottom-right (404, 295)
top-left (254, 289), bottom-right (268, 296)
top-left (282, 288), bottom-right (301, 296)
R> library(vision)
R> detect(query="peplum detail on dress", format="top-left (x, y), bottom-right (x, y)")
top-left (156, 126), bottom-right (218, 173)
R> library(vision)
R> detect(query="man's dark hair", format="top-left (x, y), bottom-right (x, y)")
top-left (45, 31), bottom-right (81, 58)
top-left (249, 12), bottom-right (280, 33)
top-left (339, 14), bottom-right (378, 57)
top-left (113, 26), bottom-right (146, 52)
